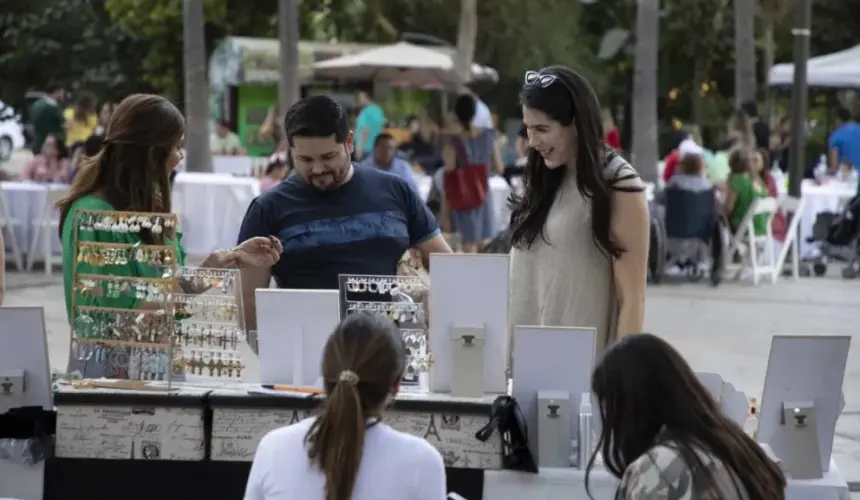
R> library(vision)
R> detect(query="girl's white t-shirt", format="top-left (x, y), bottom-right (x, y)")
top-left (244, 417), bottom-right (447, 500)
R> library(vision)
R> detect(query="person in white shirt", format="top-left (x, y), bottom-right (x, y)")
top-left (465, 83), bottom-right (494, 130)
top-left (244, 312), bottom-right (447, 500)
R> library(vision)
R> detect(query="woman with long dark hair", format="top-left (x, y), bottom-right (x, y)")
top-left (244, 312), bottom-right (446, 500)
top-left (587, 334), bottom-right (785, 499)
top-left (509, 66), bottom-right (649, 352)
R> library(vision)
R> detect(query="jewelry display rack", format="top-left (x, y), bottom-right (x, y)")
top-left (338, 274), bottom-right (430, 387)
top-left (166, 267), bottom-right (246, 382)
top-left (69, 209), bottom-right (180, 391)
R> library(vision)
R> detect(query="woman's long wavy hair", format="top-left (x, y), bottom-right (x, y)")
top-left (57, 94), bottom-right (184, 244)
top-left (586, 334), bottom-right (786, 499)
top-left (305, 312), bottom-right (406, 500)
top-left (509, 65), bottom-right (639, 258)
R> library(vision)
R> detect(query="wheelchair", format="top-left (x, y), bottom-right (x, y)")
top-left (649, 186), bottom-right (728, 286)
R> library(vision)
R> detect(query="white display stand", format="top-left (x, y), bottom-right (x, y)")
top-left (255, 289), bottom-right (340, 385)
top-left (695, 372), bottom-right (750, 427)
top-left (0, 307), bottom-right (52, 500)
top-left (428, 254), bottom-right (509, 394)
top-left (512, 326), bottom-right (596, 464)
top-left (483, 457), bottom-right (851, 500)
top-left (757, 335), bottom-right (851, 478)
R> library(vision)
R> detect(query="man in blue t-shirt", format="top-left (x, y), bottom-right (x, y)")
top-left (829, 107), bottom-right (860, 174)
top-left (358, 133), bottom-right (420, 194)
top-left (353, 91), bottom-right (385, 161)
top-left (237, 95), bottom-right (451, 333)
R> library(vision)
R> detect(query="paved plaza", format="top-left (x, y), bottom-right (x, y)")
top-left (3, 260), bottom-right (860, 490)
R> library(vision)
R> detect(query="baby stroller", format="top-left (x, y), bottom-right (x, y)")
top-left (809, 193), bottom-right (860, 278)
top-left (650, 185), bottom-right (726, 286)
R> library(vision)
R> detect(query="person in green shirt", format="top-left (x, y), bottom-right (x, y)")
top-left (58, 94), bottom-right (282, 376)
top-left (30, 84), bottom-right (67, 154)
top-left (725, 148), bottom-right (768, 235)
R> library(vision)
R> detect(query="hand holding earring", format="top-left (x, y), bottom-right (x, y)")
top-left (233, 236), bottom-right (282, 268)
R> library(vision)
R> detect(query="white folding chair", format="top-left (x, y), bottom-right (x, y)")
top-left (26, 188), bottom-right (68, 274)
top-left (0, 190), bottom-right (25, 271)
top-left (775, 195), bottom-right (806, 282)
top-left (727, 197), bottom-right (780, 285)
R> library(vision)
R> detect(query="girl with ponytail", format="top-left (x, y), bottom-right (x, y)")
top-left (244, 312), bottom-right (446, 500)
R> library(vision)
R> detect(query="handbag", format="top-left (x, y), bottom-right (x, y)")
top-left (475, 396), bottom-right (538, 473)
top-left (443, 137), bottom-right (489, 211)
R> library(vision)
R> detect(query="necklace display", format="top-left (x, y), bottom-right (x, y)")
top-left (338, 275), bottom-right (431, 386)
top-left (68, 209), bottom-right (182, 390)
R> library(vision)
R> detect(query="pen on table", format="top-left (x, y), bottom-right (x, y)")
top-left (261, 384), bottom-right (324, 395)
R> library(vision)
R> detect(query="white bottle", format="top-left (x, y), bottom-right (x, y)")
top-left (577, 393), bottom-right (594, 470)
top-left (814, 155), bottom-right (828, 179)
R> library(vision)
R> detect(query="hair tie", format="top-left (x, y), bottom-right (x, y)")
top-left (338, 370), bottom-right (359, 385)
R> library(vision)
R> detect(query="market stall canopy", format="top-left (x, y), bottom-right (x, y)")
top-left (311, 41), bottom-right (499, 86)
top-left (768, 44), bottom-right (860, 89)
top-left (209, 37), bottom-right (375, 87)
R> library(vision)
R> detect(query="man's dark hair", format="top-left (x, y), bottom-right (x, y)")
top-left (836, 107), bottom-right (853, 122)
top-left (740, 101), bottom-right (758, 118)
top-left (373, 132), bottom-right (395, 148)
top-left (283, 95), bottom-right (350, 146)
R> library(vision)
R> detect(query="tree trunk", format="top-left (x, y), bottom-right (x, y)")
top-left (182, 0), bottom-right (211, 173)
top-left (453, 0), bottom-right (478, 87)
top-left (631, 0), bottom-right (660, 183)
top-left (278, 0), bottom-right (301, 117)
top-left (733, 0), bottom-right (757, 107)
top-left (763, 19), bottom-right (776, 123)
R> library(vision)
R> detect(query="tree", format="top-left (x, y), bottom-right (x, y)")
top-left (733, 0), bottom-right (756, 106)
top-left (183, 0), bottom-right (211, 173)
top-left (278, 0), bottom-right (301, 116)
top-left (631, 0), bottom-right (659, 182)
top-left (0, 0), bottom-right (150, 104)
top-left (453, 0), bottom-right (478, 86)
top-left (104, 0), bottom-right (277, 100)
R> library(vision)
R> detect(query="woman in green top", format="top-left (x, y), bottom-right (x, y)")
top-left (58, 94), bottom-right (282, 322)
top-left (725, 148), bottom-right (769, 235)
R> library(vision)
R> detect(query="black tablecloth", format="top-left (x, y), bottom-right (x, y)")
top-left (44, 458), bottom-right (484, 499)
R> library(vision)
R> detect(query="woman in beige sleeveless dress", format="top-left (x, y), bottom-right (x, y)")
top-left (509, 66), bottom-right (650, 354)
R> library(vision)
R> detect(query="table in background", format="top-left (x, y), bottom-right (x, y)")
top-left (415, 174), bottom-right (512, 229)
top-left (484, 460), bottom-right (851, 500)
top-left (45, 382), bottom-right (502, 500)
top-left (173, 172), bottom-right (261, 256)
top-left (0, 181), bottom-right (66, 261)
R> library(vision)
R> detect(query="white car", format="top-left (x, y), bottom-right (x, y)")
top-left (0, 100), bottom-right (26, 162)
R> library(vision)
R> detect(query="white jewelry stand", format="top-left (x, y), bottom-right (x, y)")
top-left (429, 254), bottom-right (509, 394)
top-left (512, 325), bottom-right (596, 462)
top-left (757, 335), bottom-right (851, 476)
top-left (256, 289), bottom-right (340, 385)
top-left (450, 326), bottom-right (485, 397)
top-left (537, 390), bottom-right (572, 467)
top-left (0, 307), bottom-right (52, 500)
top-left (781, 400), bottom-right (823, 479)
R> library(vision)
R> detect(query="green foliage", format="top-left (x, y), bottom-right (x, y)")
top-left (0, 0), bottom-right (150, 103)
top-left (103, 0), bottom-right (278, 100)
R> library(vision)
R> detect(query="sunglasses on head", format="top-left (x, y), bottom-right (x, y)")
top-left (524, 70), bottom-right (559, 88)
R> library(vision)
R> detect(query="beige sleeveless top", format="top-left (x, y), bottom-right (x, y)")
top-left (509, 155), bottom-right (637, 356)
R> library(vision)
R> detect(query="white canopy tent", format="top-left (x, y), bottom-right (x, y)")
top-left (312, 41), bottom-right (498, 87)
top-left (768, 44), bottom-right (860, 89)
